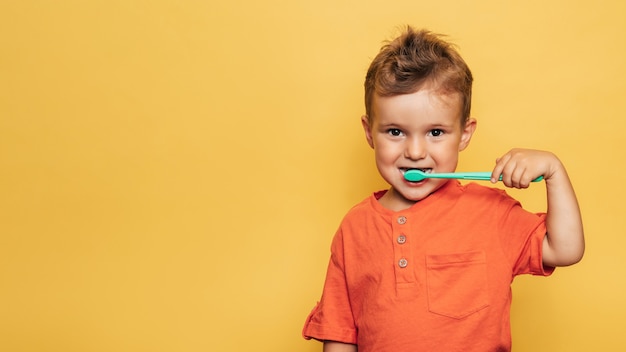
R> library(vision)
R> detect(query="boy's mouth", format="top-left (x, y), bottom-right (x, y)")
top-left (400, 168), bottom-right (432, 175)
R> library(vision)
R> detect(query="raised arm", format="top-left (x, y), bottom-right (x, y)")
top-left (491, 148), bottom-right (585, 267)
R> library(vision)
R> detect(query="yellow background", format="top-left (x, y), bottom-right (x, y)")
top-left (1, 1), bottom-right (624, 351)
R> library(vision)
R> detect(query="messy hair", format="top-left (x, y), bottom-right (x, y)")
top-left (364, 26), bottom-right (473, 125)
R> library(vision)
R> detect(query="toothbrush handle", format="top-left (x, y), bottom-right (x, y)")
top-left (454, 172), bottom-right (543, 182)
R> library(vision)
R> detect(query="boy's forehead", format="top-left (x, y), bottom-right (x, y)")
top-left (371, 89), bottom-right (463, 117)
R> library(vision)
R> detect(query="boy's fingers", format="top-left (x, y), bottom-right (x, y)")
top-left (492, 153), bottom-right (510, 182)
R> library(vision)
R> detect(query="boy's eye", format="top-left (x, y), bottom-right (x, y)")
top-left (429, 129), bottom-right (444, 137)
top-left (387, 129), bottom-right (403, 137)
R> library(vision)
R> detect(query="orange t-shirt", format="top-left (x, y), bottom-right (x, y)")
top-left (303, 180), bottom-right (552, 352)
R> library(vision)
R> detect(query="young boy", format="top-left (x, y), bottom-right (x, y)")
top-left (302, 27), bottom-right (584, 352)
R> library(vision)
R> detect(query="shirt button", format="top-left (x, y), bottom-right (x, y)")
top-left (398, 258), bottom-right (408, 268)
top-left (397, 216), bottom-right (407, 225)
top-left (397, 235), bottom-right (407, 244)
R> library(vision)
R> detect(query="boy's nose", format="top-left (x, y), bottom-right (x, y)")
top-left (404, 137), bottom-right (426, 160)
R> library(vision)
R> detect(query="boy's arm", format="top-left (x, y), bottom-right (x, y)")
top-left (491, 148), bottom-right (585, 267)
top-left (323, 341), bottom-right (357, 352)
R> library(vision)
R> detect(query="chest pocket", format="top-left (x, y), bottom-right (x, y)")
top-left (426, 251), bottom-right (489, 319)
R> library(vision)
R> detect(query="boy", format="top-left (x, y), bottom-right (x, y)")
top-left (302, 27), bottom-right (584, 352)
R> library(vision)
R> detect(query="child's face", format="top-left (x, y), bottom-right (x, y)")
top-left (362, 88), bottom-right (476, 210)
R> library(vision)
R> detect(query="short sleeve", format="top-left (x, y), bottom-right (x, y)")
top-left (302, 229), bottom-right (357, 344)
top-left (498, 196), bottom-right (554, 277)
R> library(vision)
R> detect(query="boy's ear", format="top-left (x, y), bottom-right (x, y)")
top-left (459, 118), bottom-right (477, 151)
top-left (361, 115), bottom-right (375, 149)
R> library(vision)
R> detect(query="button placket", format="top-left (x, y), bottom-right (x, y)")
top-left (392, 214), bottom-right (415, 284)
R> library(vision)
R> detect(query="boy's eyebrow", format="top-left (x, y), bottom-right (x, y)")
top-left (377, 122), bottom-right (404, 129)
top-left (378, 121), bottom-right (399, 126)
top-left (428, 122), bottom-right (455, 128)
top-left (379, 121), bottom-right (455, 128)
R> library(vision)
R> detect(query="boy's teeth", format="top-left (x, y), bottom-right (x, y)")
top-left (402, 168), bottom-right (431, 174)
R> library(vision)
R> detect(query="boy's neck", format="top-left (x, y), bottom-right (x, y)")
top-left (378, 180), bottom-right (457, 212)
top-left (378, 187), bottom-right (419, 212)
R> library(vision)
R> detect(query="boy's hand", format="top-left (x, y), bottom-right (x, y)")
top-left (491, 148), bottom-right (561, 188)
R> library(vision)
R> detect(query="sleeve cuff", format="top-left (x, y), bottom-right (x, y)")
top-left (302, 302), bottom-right (357, 344)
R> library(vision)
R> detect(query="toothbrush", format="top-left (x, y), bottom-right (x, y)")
top-left (404, 169), bottom-right (544, 182)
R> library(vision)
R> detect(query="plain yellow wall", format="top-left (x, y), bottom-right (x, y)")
top-left (1, 1), bottom-right (625, 351)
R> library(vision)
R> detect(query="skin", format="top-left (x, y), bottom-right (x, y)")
top-left (323, 87), bottom-right (585, 351)
top-left (323, 341), bottom-right (357, 352)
